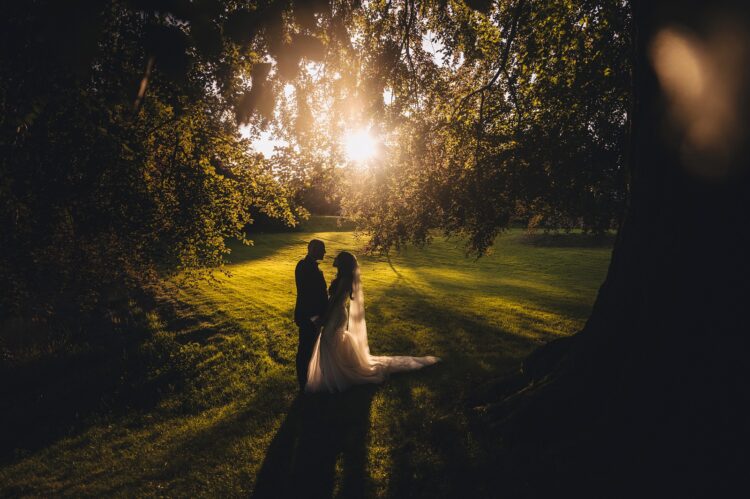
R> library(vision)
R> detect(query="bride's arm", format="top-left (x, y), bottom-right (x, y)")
top-left (317, 278), bottom-right (350, 332)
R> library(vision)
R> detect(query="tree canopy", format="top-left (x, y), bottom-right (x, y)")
top-left (1, 0), bottom-right (308, 322)
top-left (230, 0), bottom-right (631, 254)
top-left (1, 0), bottom-right (629, 330)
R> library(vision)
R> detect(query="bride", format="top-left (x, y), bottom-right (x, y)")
top-left (305, 251), bottom-right (440, 393)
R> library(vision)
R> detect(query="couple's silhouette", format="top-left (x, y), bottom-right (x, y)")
top-left (293, 239), bottom-right (328, 390)
top-left (252, 239), bottom-right (441, 498)
top-left (294, 239), bottom-right (439, 394)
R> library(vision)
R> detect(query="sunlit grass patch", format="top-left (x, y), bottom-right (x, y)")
top-left (0, 220), bottom-right (611, 497)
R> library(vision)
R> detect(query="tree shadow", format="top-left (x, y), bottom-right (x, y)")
top-left (155, 293), bottom-right (244, 345)
top-left (519, 231), bottom-right (616, 248)
top-left (362, 280), bottom-right (549, 497)
top-left (222, 236), bottom-right (303, 266)
top-left (0, 294), bottom-right (226, 465)
top-left (0, 332), bottom-right (168, 464)
top-left (381, 372), bottom-right (494, 498)
top-left (253, 386), bottom-right (376, 499)
top-left (369, 279), bottom-right (543, 366)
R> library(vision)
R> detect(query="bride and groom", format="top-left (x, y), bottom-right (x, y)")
top-left (294, 239), bottom-right (439, 393)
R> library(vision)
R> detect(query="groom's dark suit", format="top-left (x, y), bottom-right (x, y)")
top-left (294, 255), bottom-right (328, 390)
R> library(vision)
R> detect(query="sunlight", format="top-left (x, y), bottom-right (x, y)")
top-left (240, 126), bottom-right (287, 158)
top-left (343, 128), bottom-right (378, 163)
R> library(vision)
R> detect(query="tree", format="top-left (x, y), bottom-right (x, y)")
top-left (341, 0), bottom-right (630, 253)
top-left (0, 0), bottom-right (327, 337)
top-left (350, 0), bottom-right (749, 493)
top-left (504, 0), bottom-right (749, 492)
top-left (2, 0), bottom-right (745, 489)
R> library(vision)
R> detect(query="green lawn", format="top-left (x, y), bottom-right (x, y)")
top-left (0, 219), bottom-right (612, 497)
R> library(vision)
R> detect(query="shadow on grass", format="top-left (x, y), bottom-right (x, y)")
top-left (155, 292), bottom-right (244, 345)
top-left (382, 373), bottom-right (493, 498)
top-left (408, 271), bottom-right (594, 324)
top-left (363, 281), bottom-right (543, 496)
top-left (519, 232), bottom-right (616, 248)
top-left (0, 332), bottom-right (168, 464)
top-left (0, 295), bottom-right (223, 465)
top-left (224, 236), bottom-right (303, 265)
top-left (370, 279), bottom-right (543, 369)
top-left (253, 386), bottom-right (376, 499)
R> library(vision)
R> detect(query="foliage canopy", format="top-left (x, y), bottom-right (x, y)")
top-left (1, 0), bottom-right (629, 333)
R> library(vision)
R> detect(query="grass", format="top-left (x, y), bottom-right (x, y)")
top-left (0, 219), bottom-right (612, 497)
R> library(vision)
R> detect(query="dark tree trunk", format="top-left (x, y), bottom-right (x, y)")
top-left (494, 0), bottom-right (750, 494)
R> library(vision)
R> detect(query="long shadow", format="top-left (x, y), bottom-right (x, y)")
top-left (417, 272), bottom-right (596, 327)
top-left (225, 224), bottom-right (357, 267)
top-left (519, 231), bottom-right (616, 248)
top-left (222, 234), bottom-right (312, 266)
top-left (363, 280), bottom-right (544, 497)
top-left (382, 372), bottom-right (492, 498)
top-left (386, 258), bottom-right (599, 323)
top-left (0, 330), bottom-right (166, 464)
top-left (370, 280), bottom-right (541, 363)
top-left (154, 290), bottom-right (246, 345)
top-left (253, 386), bottom-right (376, 499)
top-left (0, 294), bottom-right (228, 465)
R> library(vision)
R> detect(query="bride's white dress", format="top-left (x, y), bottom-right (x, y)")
top-left (305, 270), bottom-right (440, 393)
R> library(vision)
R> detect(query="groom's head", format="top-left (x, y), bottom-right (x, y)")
top-left (307, 239), bottom-right (326, 261)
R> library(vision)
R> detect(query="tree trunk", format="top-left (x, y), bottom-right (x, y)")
top-left (495, 0), bottom-right (750, 494)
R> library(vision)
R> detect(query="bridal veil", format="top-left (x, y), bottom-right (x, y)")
top-left (306, 267), bottom-right (440, 393)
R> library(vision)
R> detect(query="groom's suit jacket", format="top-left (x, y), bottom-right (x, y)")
top-left (294, 256), bottom-right (328, 327)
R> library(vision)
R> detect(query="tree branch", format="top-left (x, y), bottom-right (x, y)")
top-left (133, 55), bottom-right (155, 115)
top-left (504, 68), bottom-right (523, 129)
top-left (451, 0), bottom-right (526, 119)
top-left (474, 90), bottom-right (485, 168)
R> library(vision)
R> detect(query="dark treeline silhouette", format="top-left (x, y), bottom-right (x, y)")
top-left (0, 0), bottom-right (319, 348)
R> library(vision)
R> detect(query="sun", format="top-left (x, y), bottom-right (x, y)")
top-left (343, 128), bottom-right (378, 163)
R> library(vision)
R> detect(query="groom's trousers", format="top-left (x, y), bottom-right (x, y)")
top-left (296, 321), bottom-right (319, 390)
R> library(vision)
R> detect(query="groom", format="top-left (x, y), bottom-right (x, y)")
top-left (294, 239), bottom-right (328, 390)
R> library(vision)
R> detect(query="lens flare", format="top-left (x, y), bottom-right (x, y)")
top-left (343, 128), bottom-right (378, 163)
top-left (650, 23), bottom-right (749, 178)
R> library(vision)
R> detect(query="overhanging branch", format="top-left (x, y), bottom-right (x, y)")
top-left (452, 0), bottom-right (526, 119)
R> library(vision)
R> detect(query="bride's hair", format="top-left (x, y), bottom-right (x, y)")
top-left (330, 251), bottom-right (358, 299)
